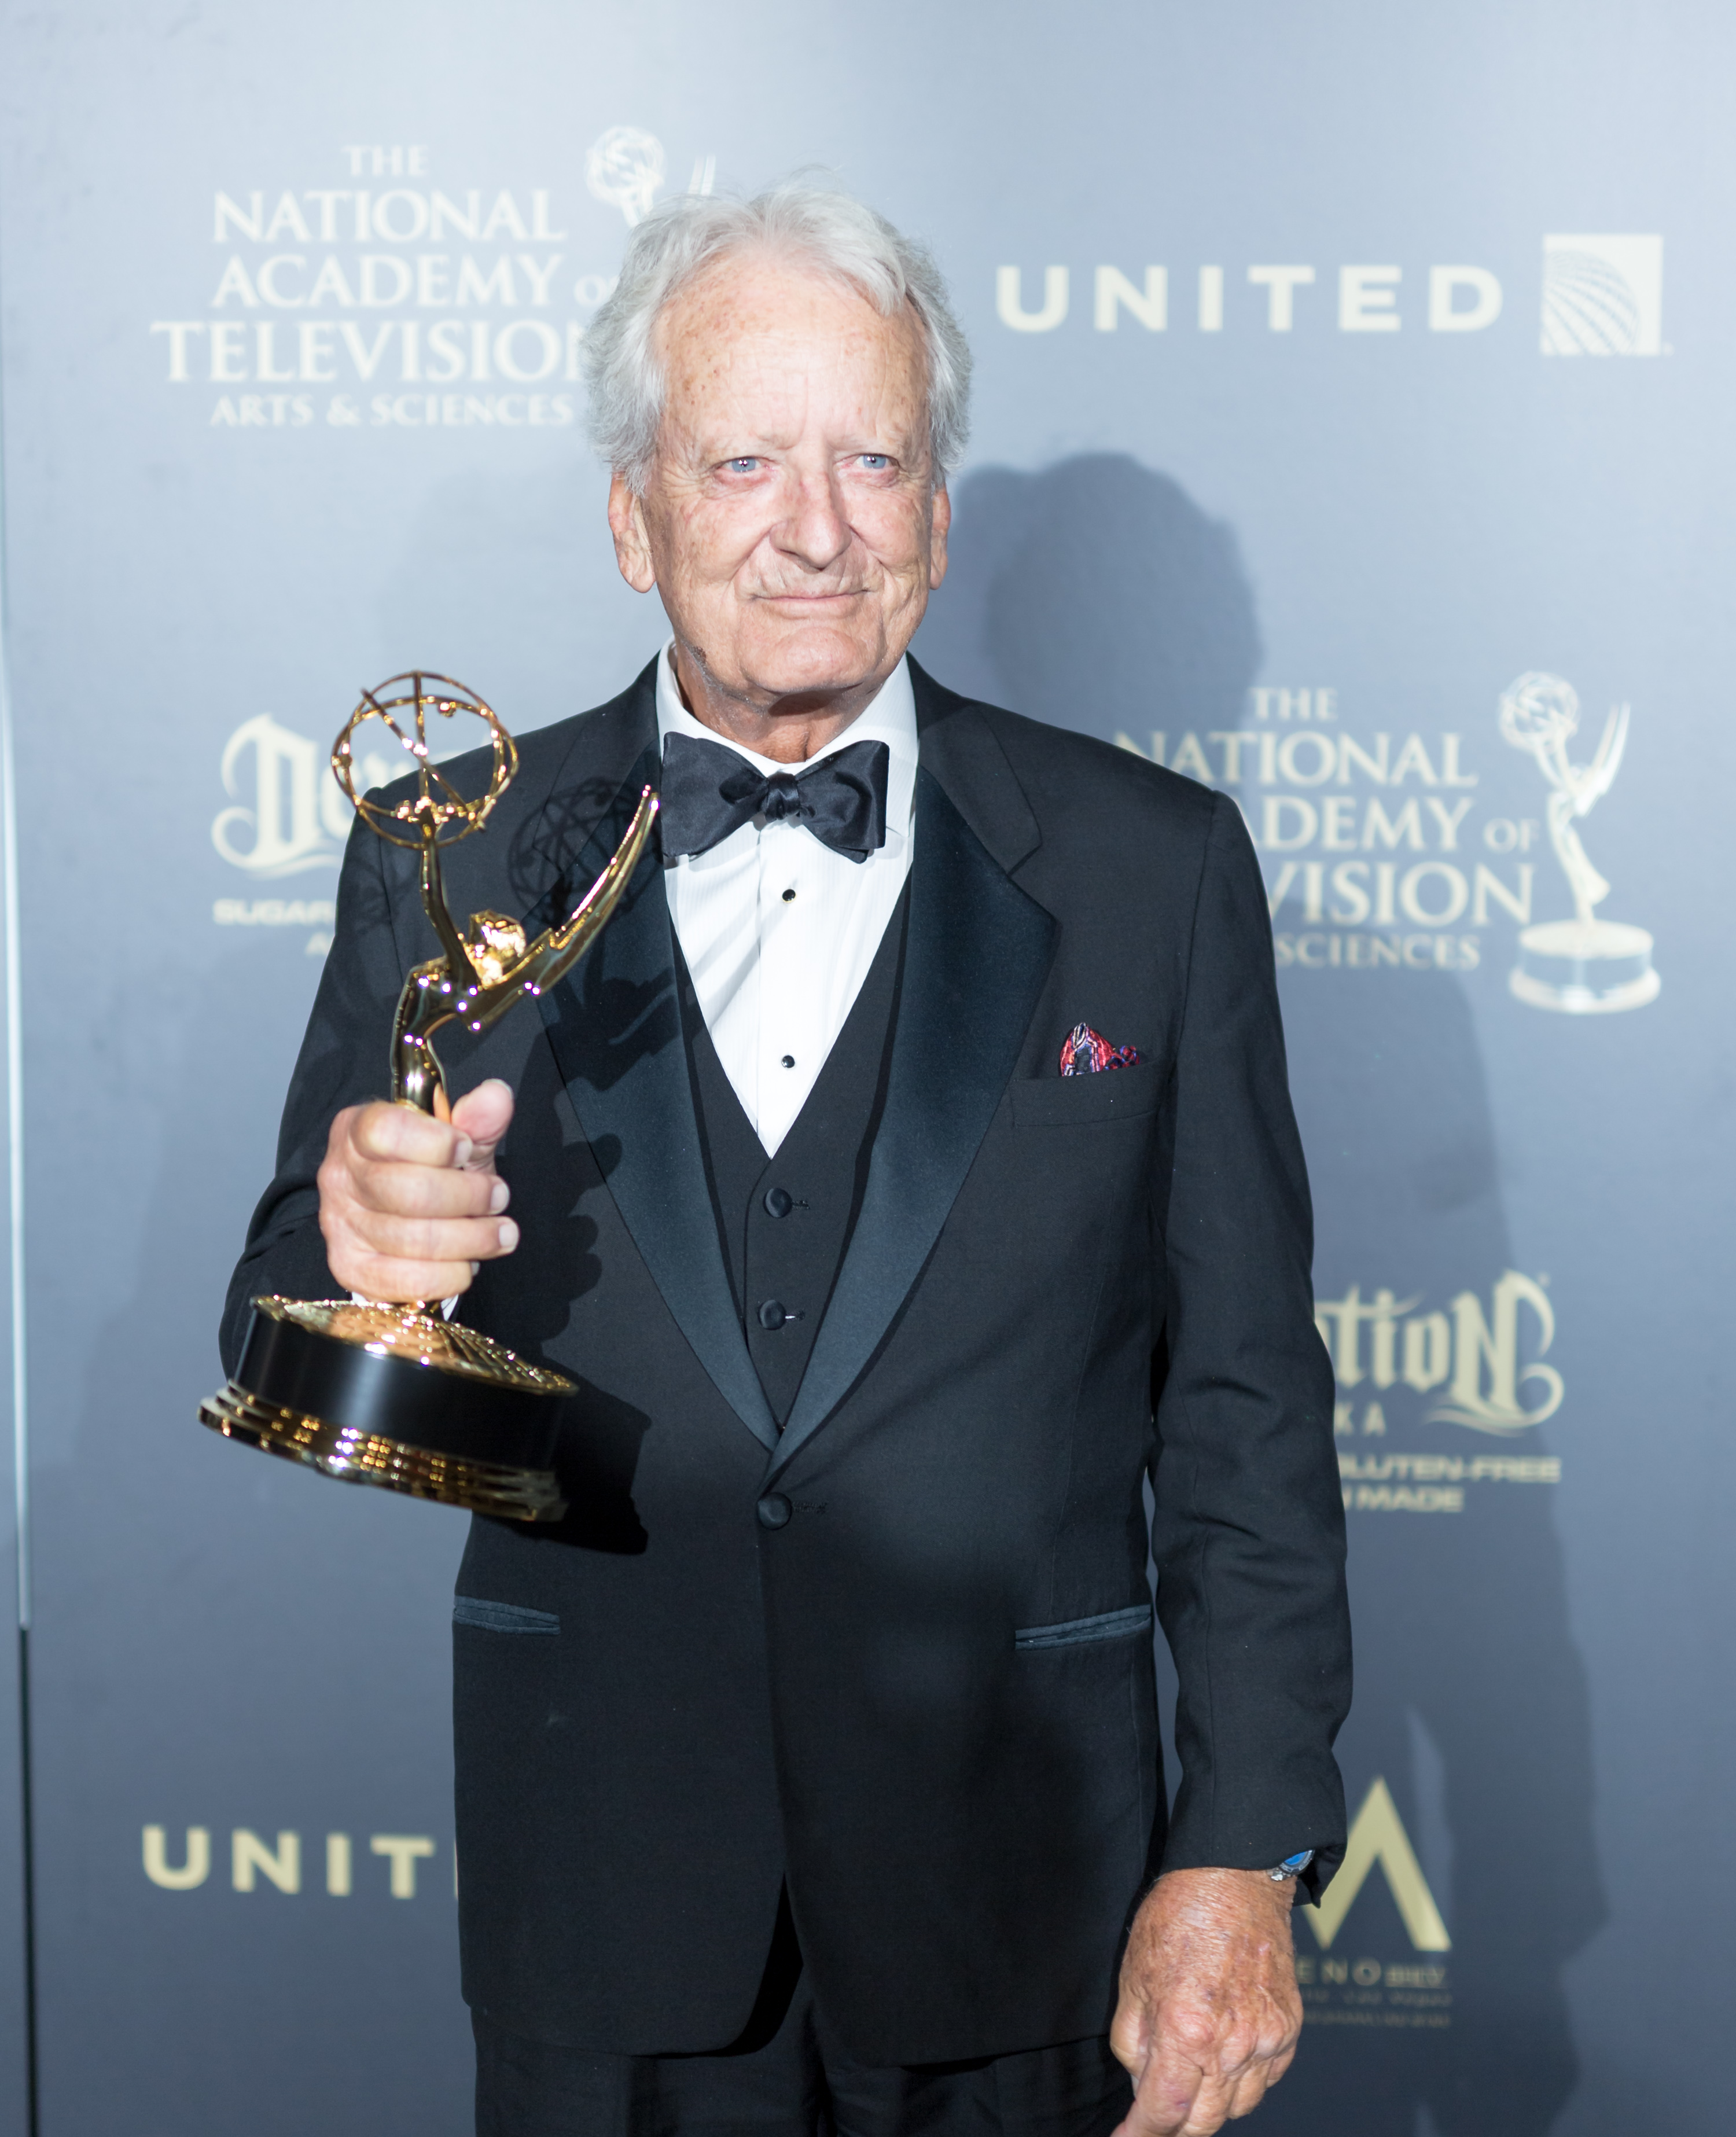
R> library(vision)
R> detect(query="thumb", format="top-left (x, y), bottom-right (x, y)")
top-left (1110, 1999), bottom-right (1151, 2081)
top-left (448, 1077), bottom-right (514, 1168)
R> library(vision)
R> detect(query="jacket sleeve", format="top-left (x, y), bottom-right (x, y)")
top-left (1149, 789), bottom-right (1351, 1900)
top-left (218, 814), bottom-right (411, 1375)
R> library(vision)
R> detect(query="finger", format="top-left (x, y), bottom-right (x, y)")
top-left (323, 1208), bottom-right (519, 1302)
top-left (448, 1078), bottom-right (515, 1165)
top-left (1222, 2063), bottom-right (1276, 2120)
top-left (338, 1252), bottom-right (482, 1304)
top-left (1175, 2072), bottom-right (1236, 2137)
top-left (348, 1100), bottom-right (469, 1168)
top-left (347, 1158), bottom-right (507, 1222)
top-left (348, 1213), bottom-right (519, 1269)
top-left (1108, 1998), bottom-right (1150, 2080)
top-left (1124, 2053), bottom-right (1208, 2137)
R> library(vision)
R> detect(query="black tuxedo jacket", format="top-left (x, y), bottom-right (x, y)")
top-left (222, 657), bottom-right (1350, 2065)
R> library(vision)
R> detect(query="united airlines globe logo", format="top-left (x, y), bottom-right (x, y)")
top-left (1540, 234), bottom-right (1663, 355)
top-left (1542, 251), bottom-right (1640, 352)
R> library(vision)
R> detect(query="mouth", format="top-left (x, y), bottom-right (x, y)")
top-left (754, 588), bottom-right (870, 607)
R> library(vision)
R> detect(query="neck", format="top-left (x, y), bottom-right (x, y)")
top-left (671, 642), bottom-right (893, 764)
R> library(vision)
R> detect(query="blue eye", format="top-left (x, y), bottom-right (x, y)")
top-left (727, 457), bottom-right (759, 473)
top-left (859, 454), bottom-right (890, 471)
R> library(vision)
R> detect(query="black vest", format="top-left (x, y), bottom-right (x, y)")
top-left (677, 889), bottom-right (909, 1428)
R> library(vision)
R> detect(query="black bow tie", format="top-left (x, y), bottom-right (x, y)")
top-left (660, 732), bottom-right (890, 865)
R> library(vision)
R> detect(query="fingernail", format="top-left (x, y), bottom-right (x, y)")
top-left (453, 1135), bottom-right (474, 1169)
top-left (470, 1261), bottom-right (480, 1277)
top-left (488, 1178), bottom-right (510, 1215)
top-left (498, 1220), bottom-right (519, 1252)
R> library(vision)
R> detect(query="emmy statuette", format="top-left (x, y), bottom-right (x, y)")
top-left (200, 673), bottom-right (659, 1520)
top-left (1499, 671), bottom-right (1660, 1016)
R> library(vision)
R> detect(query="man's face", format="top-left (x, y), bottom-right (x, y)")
top-left (608, 255), bottom-right (950, 709)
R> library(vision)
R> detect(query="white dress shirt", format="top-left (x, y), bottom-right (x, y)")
top-left (657, 642), bottom-right (918, 1157)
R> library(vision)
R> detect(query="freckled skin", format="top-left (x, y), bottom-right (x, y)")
top-left (1110, 1869), bottom-right (1304, 2135)
top-left (606, 255), bottom-right (951, 765)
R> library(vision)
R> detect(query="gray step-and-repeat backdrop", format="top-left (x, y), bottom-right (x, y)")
top-left (0, 2), bottom-right (1730, 2131)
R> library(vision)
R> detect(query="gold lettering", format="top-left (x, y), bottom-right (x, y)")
top-left (1307, 1779), bottom-right (1450, 1952)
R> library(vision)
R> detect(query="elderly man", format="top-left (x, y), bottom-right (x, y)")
top-left (222, 181), bottom-right (1350, 2137)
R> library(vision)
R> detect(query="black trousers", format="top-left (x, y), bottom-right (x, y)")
top-left (473, 1898), bottom-right (1132, 2137)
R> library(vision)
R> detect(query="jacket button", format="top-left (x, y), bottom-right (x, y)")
top-left (756, 1494), bottom-right (792, 1529)
top-left (757, 1299), bottom-right (788, 1330)
top-left (763, 1187), bottom-right (793, 1219)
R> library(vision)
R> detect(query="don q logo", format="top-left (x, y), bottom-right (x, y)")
top-left (212, 714), bottom-right (395, 878)
top-left (1498, 673), bottom-right (1660, 1014)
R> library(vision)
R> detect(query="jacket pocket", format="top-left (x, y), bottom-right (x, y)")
top-left (453, 1596), bottom-right (560, 1635)
top-left (1015, 1602), bottom-right (1153, 1651)
top-left (1013, 1065), bottom-right (1163, 1129)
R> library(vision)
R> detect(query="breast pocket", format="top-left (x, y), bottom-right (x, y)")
top-left (1012, 1063), bottom-right (1165, 1130)
top-left (453, 1597), bottom-right (560, 1635)
top-left (1016, 1602), bottom-right (1154, 1651)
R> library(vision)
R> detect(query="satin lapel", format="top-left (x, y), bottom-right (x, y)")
top-left (536, 734), bottom-right (779, 1454)
top-left (767, 768), bottom-right (1057, 1480)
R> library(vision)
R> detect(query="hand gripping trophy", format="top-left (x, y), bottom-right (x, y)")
top-left (200, 674), bottom-right (658, 1520)
top-left (1498, 671), bottom-right (1660, 1014)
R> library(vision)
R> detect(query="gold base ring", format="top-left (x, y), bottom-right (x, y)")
top-left (198, 1381), bottom-right (567, 1522)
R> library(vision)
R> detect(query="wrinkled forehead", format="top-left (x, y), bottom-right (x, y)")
top-left (652, 250), bottom-right (929, 440)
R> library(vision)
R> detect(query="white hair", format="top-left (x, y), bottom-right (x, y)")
top-left (581, 177), bottom-right (972, 493)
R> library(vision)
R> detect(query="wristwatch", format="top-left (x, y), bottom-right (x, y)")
top-left (1268, 1850), bottom-right (1314, 1882)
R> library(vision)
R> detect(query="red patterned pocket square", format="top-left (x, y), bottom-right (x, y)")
top-left (1059, 1022), bottom-right (1142, 1076)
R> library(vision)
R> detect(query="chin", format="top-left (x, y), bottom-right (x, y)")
top-left (742, 619), bottom-right (887, 698)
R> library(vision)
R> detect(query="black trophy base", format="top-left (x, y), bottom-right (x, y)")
top-left (199, 1296), bottom-right (571, 1522)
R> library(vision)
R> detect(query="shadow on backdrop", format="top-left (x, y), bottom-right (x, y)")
top-left (913, 453), bottom-right (1262, 742)
top-left (1269, 935), bottom-right (1604, 2137)
top-left (918, 455), bottom-right (1603, 2136)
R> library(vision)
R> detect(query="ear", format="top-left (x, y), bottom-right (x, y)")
top-left (928, 482), bottom-right (951, 591)
top-left (608, 472), bottom-right (657, 593)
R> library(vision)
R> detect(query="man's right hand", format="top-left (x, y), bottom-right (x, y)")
top-left (317, 1077), bottom-right (518, 1303)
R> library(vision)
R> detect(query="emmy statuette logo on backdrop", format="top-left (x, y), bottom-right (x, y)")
top-left (201, 672), bottom-right (658, 1520)
top-left (585, 126), bottom-right (666, 227)
top-left (1498, 672), bottom-right (1660, 1014)
top-left (584, 126), bottom-right (715, 229)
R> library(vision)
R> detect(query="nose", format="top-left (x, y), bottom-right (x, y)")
top-left (774, 469), bottom-right (852, 574)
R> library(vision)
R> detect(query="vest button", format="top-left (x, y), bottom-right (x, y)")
top-left (757, 1299), bottom-right (788, 1331)
top-left (756, 1493), bottom-right (792, 1529)
top-left (763, 1187), bottom-right (793, 1219)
